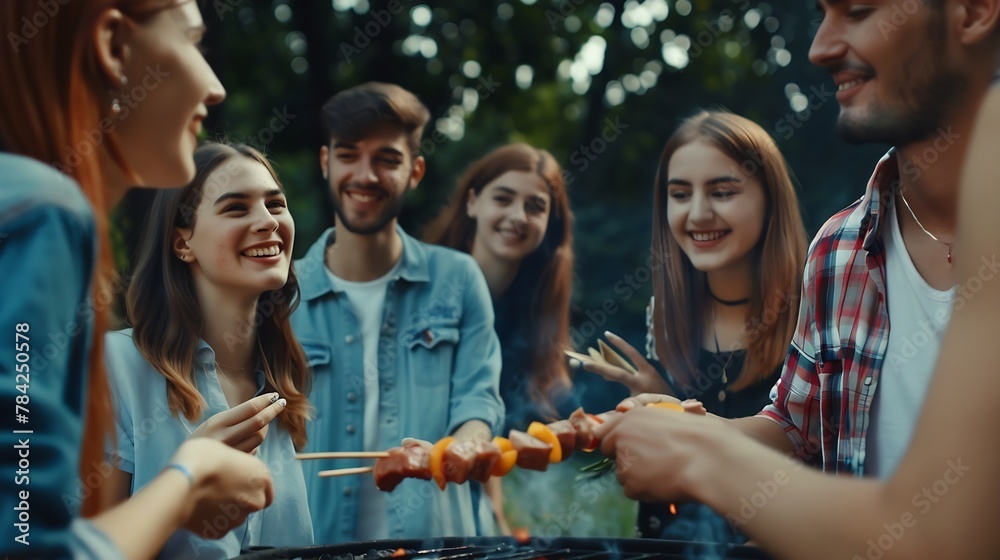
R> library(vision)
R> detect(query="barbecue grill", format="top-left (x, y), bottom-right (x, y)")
top-left (234, 536), bottom-right (773, 560)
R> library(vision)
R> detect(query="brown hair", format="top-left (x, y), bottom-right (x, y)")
top-left (0, 0), bottom-right (185, 516)
top-left (429, 143), bottom-right (574, 414)
top-left (651, 110), bottom-right (806, 392)
top-left (126, 142), bottom-right (312, 449)
top-left (320, 82), bottom-right (431, 155)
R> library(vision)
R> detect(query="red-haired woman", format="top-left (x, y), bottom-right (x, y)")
top-left (0, 2), bottom-right (273, 558)
top-left (429, 143), bottom-right (577, 533)
top-left (582, 110), bottom-right (807, 543)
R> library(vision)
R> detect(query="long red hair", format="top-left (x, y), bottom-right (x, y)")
top-left (427, 143), bottom-right (575, 414)
top-left (0, 0), bottom-right (182, 516)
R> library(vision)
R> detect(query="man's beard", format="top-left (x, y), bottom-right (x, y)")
top-left (332, 181), bottom-right (408, 235)
top-left (837, 20), bottom-right (965, 146)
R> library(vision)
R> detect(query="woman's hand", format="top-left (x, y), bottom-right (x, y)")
top-left (578, 332), bottom-right (673, 397)
top-left (189, 392), bottom-right (286, 453)
top-left (170, 438), bottom-right (274, 538)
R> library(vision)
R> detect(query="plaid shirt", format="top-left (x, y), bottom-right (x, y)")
top-left (759, 151), bottom-right (900, 475)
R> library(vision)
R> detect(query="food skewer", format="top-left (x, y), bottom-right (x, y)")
top-left (303, 401), bottom-right (702, 495)
top-left (318, 465), bottom-right (376, 478)
top-left (296, 451), bottom-right (390, 460)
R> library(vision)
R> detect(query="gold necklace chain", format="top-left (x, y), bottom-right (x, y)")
top-left (898, 191), bottom-right (954, 265)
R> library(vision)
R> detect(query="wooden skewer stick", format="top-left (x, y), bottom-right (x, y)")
top-left (296, 451), bottom-right (390, 460)
top-left (318, 466), bottom-right (376, 478)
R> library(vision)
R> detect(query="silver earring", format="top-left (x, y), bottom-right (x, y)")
top-left (111, 76), bottom-right (128, 115)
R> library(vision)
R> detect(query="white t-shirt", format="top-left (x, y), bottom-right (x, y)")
top-left (865, 203), bottom-right (955, 478)
top-left (326, 258), bottom-right (401, 540)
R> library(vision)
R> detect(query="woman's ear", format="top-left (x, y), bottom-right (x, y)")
top-left (173, 228), bottom-right (194, 263)
top-left (91, 8), bottom-right (130, 90)
top-left (466, 189), bottom-right (478, 218)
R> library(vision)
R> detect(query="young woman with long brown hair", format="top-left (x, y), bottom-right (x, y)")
top-left (429, 142), bottom-right (576, 534)
top-left (582, 110), bottom-right (807, 543)
top-left (0, 2), bottom-right (274, 558)
top-left (104, 142), bottom-right (313, 558)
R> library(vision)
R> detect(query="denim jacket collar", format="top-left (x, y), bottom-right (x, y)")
top-left (298, 224), bottom-right (430, 301)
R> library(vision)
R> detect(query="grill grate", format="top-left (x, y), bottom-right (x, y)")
top-left (235, 536), bottom-right (773, 560)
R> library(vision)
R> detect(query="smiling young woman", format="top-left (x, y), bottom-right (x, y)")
top-left (581, 110), bottom-right (807, 543)
top-left (0, 1), bottom-right (292, 559)
top-left (104, 142), bottom-right (313, 558)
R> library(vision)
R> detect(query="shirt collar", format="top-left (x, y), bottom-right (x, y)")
top-left (297, 223), bottom-right (430, 301)
top-left (855, 149), bottom-right (901, 253)
top-left (193, 338), bottom-right (267, 391)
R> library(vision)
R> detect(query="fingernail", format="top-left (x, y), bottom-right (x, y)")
top-left (568, 358), bottom-right (581, 369)
top-left (604, 330), bottom-right (618, 338)
top-left (269, 393), bottom-right (279, 403)
top-left (277, 398), bottom-right (287, 407)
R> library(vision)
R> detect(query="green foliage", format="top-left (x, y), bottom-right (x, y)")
top-left (119, 0), bottom-right (885, 412)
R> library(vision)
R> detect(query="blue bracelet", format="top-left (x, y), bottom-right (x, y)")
top-left (165, 463), bottom-right (195, 488)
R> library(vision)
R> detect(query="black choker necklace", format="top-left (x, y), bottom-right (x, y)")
top-left (707, 285), bottom-right (749, 306)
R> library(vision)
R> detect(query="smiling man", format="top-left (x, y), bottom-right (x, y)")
top-left (290, 82), bottom-right (504, 544)
top-left (741, 0), bottom-right (1000, 480)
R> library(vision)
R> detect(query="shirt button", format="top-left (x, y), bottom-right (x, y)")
top-left (864, 377), bottom-right (873, 386)
top-left (346, 392), bottom-right (358, 403)
top-left (346, 424), bottom-right (356, 434)
top-left (718, 390), bottom-right (727, 402)
top-left (343, 487), bottom-right (353, 497)
top-left (345, 334), bottom-right (356, 344)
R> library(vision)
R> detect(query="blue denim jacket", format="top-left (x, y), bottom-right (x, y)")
top-left (291, 226), bottom-right (504, 544)
top-left (0, 153), bottom-right (123, 559)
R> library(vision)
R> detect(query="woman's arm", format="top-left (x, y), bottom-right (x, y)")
top-left (90, 438), bottom-right (274, 560)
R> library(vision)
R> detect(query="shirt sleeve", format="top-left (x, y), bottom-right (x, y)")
top-left (104, 334), bottom-right (136, 475)
top-left (446, 260), bottom-right (505, 436)
top-left (757, 246), bottom-right (825, 465)
top-left (0, 196), bottom-right (122, 558)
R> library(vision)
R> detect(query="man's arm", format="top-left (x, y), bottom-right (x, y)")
top-left (445, 259), bottom-right (504, 439)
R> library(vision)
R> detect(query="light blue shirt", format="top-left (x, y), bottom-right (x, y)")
top-left (291, 226), bottom-right (504, 544)
top-left (104, 329), bottom-right (314, 558)
top-left (0, 153), bottom-right (123, 559)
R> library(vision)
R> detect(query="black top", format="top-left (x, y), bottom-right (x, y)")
top-left (639, 298), bottom-right (781, 541)
top-left (493, 275), bottom-right (579, 432)
top-left (637, 351), bottom-right (780, 541)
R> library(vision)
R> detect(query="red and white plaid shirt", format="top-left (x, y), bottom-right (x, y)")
top-left (759, 151), bottom-right (900, 475)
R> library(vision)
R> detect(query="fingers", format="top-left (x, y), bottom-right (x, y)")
top-left (225, 396), bottom-right (286, 443)
top-left (616, 392), bottom-right (680, 412)
top-left (594, 410), bottom-right (626, 453)
top-left (604, 331), bottom-right (652, 370)
top-left (578, 359), bottom-right (633, 385)
top-left (222, 392), bottom-right (282, 425)
top-left (401, 437), bottom-right (433, 450)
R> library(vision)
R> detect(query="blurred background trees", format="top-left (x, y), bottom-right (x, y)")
top-left (117, 0), bottom-right (887, 414)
